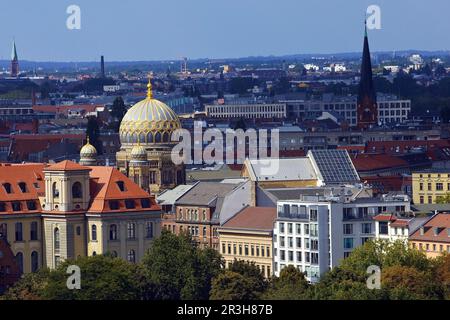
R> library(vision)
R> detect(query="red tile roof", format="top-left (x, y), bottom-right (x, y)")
top-left (373, 214), bottom-right (396, 222)
top-left (366, 139), bottom-right (450, 155)
top-left (410, 213), bottom-right (450, 243)
top-left (351, 154), bottom-right (408, 172)
top-left (33, 104), bottom-right (100, 115)
top-left (45, 160), bottom-right (91, 172)
top-left (221, 207), bottom-right (276, 232)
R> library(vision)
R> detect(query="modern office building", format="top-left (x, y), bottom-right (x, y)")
top-left (204, 103), bottom-right (287, 119)
top-left (273, 188), bottom-right (410, 282)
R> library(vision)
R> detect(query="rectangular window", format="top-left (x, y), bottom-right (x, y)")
top-left (296, 251), bottom-right (302, 262)
top-left (344, 238), bottom-right (354, 249)
top-left (361, 223), bottom-right (372, 234)
top-left (436, 183), bottom-right (443, 191)
top-left (296, 237), bottom-right (302, 248)
top-left (343, 224), bottom-right (353, 235)
top-left (288, 251), bottom-right (294, 262)
top-left (287, 223), bottom-right (293, 234)
top-left (30, 221), bottom-right (38, 241)
top-left (379, 222), bottom-right (388, 235)
top-left (15, 222), bottom-right (23, 241)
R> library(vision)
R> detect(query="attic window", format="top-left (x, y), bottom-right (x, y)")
top-left (26, 201), bottom-right (37, 211)
top-left (3, 183), bottom-right (12, 194)
top-left (116, 181), bottom-right (126, 192)
top-left (33, 182), bottom-right (40, 189)
top-left (141, 199), bottom-right (151, 208)
top-left (18, 182), bottom-right (27, 193)
top-left (12, 202), bottom-right (21, 212)
top-left (109, 200), bottom-right (120, 210)
top-left (125, 199), bottom-right (135, 209)
top-left (0, 202), bottom-right (5, 212)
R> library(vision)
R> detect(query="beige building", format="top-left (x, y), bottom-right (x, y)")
top-left (0, 144), bottom-right (162, 274)
top-left (218, 206), bottom-right (276, 278)
top-left (412, 170), bottom-right (450, 204)
top-left (409, 213), bottom-right (450, 258)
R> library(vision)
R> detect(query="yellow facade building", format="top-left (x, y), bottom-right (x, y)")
top-left (409, 213), bottom-right (450, 258)
top-left (412, 170), bottom-right (450, 204)
top-left (218, 207), bottom-right (276, 278)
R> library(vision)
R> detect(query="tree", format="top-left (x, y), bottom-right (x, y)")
top-left (3, 255), bottom-right (145, 300)
top-left (339, 239), bottom-right (430, 277)
top-left (227, 260), bottom-right (267, 294)
top-left (381, 265), bottom-right (442, 300)
top-left (86, 116), bottom-right (102, 155)
top-left (110, 96), bottom-right (127, 122)
top-left (435, 254), bottom-right (450, 299)
top-left (141, 230), bottom-right (223, 300)
top-left (436, 193), bottom-right (450, 204)
top-left (263, 265), bottom-right (309, 300)
top-left (209, 271), bottom-right (260, 300)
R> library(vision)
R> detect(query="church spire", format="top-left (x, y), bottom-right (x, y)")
top-left (11, 40), bottom-right (18, 61)
top-left (356, 20), bottom-right (377, 129)
top-left (10, 40), bottom-right (19, 77)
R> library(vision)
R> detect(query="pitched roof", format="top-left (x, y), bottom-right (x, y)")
top-left (45, 160), bottom-right (91, 172)
top-left (351, 154), bottom-right (408, 172)
top-left (175, 182), bottom-right (240, 207)
top-left (410, 213), bottom-right (450, 243)
top-left (221, 207), bottom-right (276, 232)
top-left (87, 166), bottom-right (159, 213)
top-left (244, 158), bottom-right (317, 182)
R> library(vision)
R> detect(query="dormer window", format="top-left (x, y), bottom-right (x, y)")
top-left (26, 201), bottom-right (37, 211)
top-left (12, 202), bottom-right (21, 212)
top-left (3, 183), bottom-right (12, 194)
top-left (116, 181), bottom-right (126, 192)
top-left (109, 200), bottom-right (120, 210)
top-left (18, 182), bottom-right (27, 193)
top-left (125, 199), bottom-right (135, 209)
top-left (140, 199), bottom-right (151, 208)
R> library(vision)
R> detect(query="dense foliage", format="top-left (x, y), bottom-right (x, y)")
top-left (2, 237), bottom-right (449, 300)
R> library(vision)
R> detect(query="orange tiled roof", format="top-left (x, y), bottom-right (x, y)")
top-left (45, 160), bottom-right (91, 172)
top-left (0, 161), bottom-right (160, 216)
top-left (409, 213), bottom-right (450, 243)
top-left (87, 166), bottom-right (160, 213)
top-left (351, 154), bottom-right (408, 171)
top-left (221, 206), bottom-right (276, 232)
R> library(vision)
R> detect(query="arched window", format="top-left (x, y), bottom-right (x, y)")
top-left (16, 252), bottom-right (23, 274)
top-left (3, 183), bottom-right (12, 194)
top-left (0, 223), bottom-right (7, 239)
top-left (15, 222), bottom-right (23, 241)
top-left (127, 223), bottom-right (136, 239)
top-left (72, 182), bottom-right (82, 199)
top-left (91, 225), bottom-right (97, 241)
top-left (145, 222), bottom-right (153, 239)
top-left (162, 132), bottom-right (169, 142)
top-left (147, 132), bottom-right (153, 143)
top-left (155, 132), bottom-right (161, 143)
top-left (52, 182), bottom-right (59, 198)
top-left (127, 249), bottom-right (136, 263)
top-left (30, 221), bottom-right (38, 241)
top-left (139, 133), bottom-right (145, 143)
top-left (92, 251), bottom-right (97, 256)
top-left (110, 224), bottom-right (118, 240)
top-left (54, 228), bottom-right (60, 250)
top-left (31, 251), bottom-right (39, 272)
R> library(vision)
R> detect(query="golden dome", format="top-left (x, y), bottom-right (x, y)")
top-left (130, 144), bottom-right (147, 162)
top-left (119, 77), bottom-right (181, 146)
top-left (80, 138), bottom-right (97, 158)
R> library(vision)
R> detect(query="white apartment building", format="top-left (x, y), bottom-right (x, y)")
top-left (204, 103), bottom-right (287, 119)
top-left (273, 189), bottom-right (410, 283)
top-left (374, 213), bottom-right (428, 243)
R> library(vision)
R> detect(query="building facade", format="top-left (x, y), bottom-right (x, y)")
top-left (0, 156), bottom-right (162, 275)
top-left (273, 189), bottom-right (410, 282)
top-left (218, 206), bottom-right (276, 278)
top-left (205, 103), bottom-right (287, 119)
top-left (409, 213), bottom-right (450, 258)
top-left (412, 170), bottom-right (450, 204)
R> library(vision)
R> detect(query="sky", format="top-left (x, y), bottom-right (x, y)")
top-left (0, 0), bottom-right (448, 62)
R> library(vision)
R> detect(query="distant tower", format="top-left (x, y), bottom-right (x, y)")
top-left (356, 21), bottom-right (378, 129)
top-left (11, 40), bottom-right (19, 77)
top-left (181, 57), bottom-right (188, 74)
top-left (100, 56), bottom-right (105, 78)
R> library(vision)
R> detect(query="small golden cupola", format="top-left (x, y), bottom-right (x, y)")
top-left (130, 143), bottom-right (147, 163)
top-left (79, 137), bottom-right (98, 166)
top-left (119, 75), bottom-right (181, 147)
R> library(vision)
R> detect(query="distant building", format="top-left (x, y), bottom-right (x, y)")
top-left (205, 103), bottom-right (287, 119)
top-left (409, 213), bottom-right (450, 258)
top-left (218, 206), bottom-right (276, 278)
top-left (412, 169), bottom-right (450, 204)
top-left (373, 213), bottom-right (427, 243)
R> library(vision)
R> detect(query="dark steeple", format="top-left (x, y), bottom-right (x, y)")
top-left (10, 40), bottom-right (19, 77)
top-left (356, 21), bottom-right (377, 129)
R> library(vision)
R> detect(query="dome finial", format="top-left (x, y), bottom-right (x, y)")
top-left (86, 135), bottom-right (90, 144)
top-left (147, 72), bottom-right (153, 99)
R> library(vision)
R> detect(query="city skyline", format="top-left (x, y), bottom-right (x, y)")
top-left (0, 0), bottom-right (449, 62)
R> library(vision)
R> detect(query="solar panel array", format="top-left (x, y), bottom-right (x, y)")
top-left (310, 150), bottom-right (360, 184)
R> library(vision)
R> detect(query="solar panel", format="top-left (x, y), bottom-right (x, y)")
top-left (309, 150), bottom-right (360, 184)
